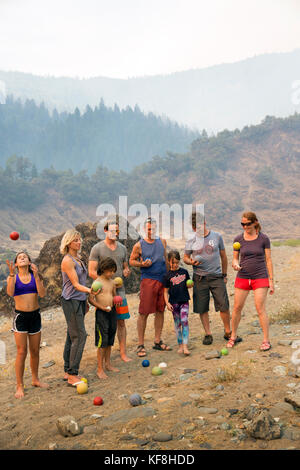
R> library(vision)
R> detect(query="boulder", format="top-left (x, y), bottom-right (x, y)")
top-left (56, 416), bottom-right (82, 437)
top-left (245, 410), bottom-right (281, 440)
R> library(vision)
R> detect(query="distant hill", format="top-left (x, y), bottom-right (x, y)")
top-left (0, 113), bottom-right (300, 242)
top-left (0, 97), bottom-right (199, 172)
top-left (1, 49), bottom-right (300, 131)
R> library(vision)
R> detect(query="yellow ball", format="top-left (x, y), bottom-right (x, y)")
top-left (81, 377), bottom-right (88, 383)
top-left (77, 382), bottom-right (88, 394)
top-left (114, 277), bottom-right (123, 287)
top-left (233, 242), bottom-right (241, 250)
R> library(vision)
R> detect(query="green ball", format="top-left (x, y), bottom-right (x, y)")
top-left (186, 279), bottom-right (194, 287)
top-left (92, 280), bottom-right (102, 292)
top-left (151, 366), bottom-right (163, 376)
top-left (221, 348), bottom-right (228, 356)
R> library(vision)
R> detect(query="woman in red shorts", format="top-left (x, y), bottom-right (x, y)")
top-left (227, 211), bottom-right (274, 351)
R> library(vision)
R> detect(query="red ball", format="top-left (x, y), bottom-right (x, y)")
top-left (9, 231), bottom-right (19, 241)
top-left (93, 396), bottom-right (103, 406)
top-left (113, 295), bottom-right (123, 305)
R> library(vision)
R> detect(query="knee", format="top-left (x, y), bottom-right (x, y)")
top-left (256, 307), bottom-right (266, 317)
top-left (118, 320), bottom-right (125, 328)
top-left (16, 346), bottom-right (27, 359)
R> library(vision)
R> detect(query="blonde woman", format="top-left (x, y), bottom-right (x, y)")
top-left (60, 229), bottom-right (98, 386)
top-left (6, 251), bottom-right (47, 399)
top-left (227, 212), bottom-right (274, 351)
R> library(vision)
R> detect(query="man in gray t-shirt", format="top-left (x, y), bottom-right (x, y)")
top-left (184, 212), bottom-right (241, 346)
top-left (88, 221), bottom-right (132, 363)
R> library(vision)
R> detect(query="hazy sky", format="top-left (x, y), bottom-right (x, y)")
top-left (1, 0), bottom-right (300, 79)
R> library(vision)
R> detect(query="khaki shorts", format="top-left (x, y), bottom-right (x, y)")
top-left (193, 274), bottom-right (229, 314)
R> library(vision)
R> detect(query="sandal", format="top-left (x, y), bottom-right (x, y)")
top-left (224, 331), bottom-right (243, 343)
top-left (260, 341), bottom-right (271, 351)
top-left (153, 340), bottom-right (172, 351)
top-left (227, 337), bottom-right (240, 348)
top-left (137, 345), bottom-right (147, 357)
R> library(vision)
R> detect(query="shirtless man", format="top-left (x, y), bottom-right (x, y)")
top-left (88, 257), bottom-right (121, 380)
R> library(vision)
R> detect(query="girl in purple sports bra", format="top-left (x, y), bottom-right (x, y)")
top-left (6, 251), bottom-right (48, 399)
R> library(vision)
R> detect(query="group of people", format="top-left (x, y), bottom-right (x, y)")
top-left (6, 210), bottom-right (274, 399)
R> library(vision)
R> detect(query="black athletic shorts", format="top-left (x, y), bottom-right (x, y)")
top-left (192, 274), bottom-right (230, 314)
top-left (12, 309), bottom-right (42, 335)
top-left (95, 307), bottom-right (117, 348)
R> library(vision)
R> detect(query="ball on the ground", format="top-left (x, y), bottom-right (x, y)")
top-left (186, 279), bottom-right (194, 287)
top-left (9, 231), bottom-right (19, 241)
top-left (81, 377), bottom-right (88, 383)
top-left (114, 277), bottom-right (123, 287)
top-left (91, 280), bottom-right (102, 292)
top-left (113, 295), bottom-right (123, 305)
top-left (233, 242), bottom-right (241, 250)
top-left (93, 396), bottom-right (103, 406)
top-left (158, 362), bottom-right (167, 368)
top-left (77, 382), bottom-right (88, 394)
top-left (151, 366), bottom-right (163, 376)
top-left (142, 359), bottom-right (150, 367)
top-left (129, 393), bottom-right (142, 407)
top-left (221, 348), bottom-right (228, 356)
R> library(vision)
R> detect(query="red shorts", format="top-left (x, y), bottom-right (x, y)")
top-left (139, 279), bottom-right (166, 315)
top-left (234, 277), bottom-right (270, 290)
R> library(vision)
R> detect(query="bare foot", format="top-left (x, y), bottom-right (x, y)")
top-left (32, 379), bottom-right (49, 389)
top-left (177, 345), bottom-right (183, 354)
top-left (120, 354), bottom-right (132, 363)
top-left (105, 364), bottom-right (120, 372)
top-left (183, 346), bottom-right (191, 356)
top-left (97, 370), bottom-right (108, 380)
top-left (15, 385), bottom-right (25, 399)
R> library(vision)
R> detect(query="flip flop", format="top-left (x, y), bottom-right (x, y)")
top-left (67, 381), bottom-right (82, 387)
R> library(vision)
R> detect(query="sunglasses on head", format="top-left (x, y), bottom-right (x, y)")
top-left (241, 222), bottom-right (253, 227)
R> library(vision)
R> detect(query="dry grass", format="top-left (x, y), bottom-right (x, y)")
top-left (269, 303), bottom-right (300, 324)
top-left (211, 360), bottom-right (252, 385)
top-left (272, 239), bottom-right (300, 247)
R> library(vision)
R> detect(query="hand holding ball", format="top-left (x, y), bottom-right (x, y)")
top-left (186, 279), bottom-right (194, 288)
top-left (114, 277), bottom-right (123, 288)
top-left (91, 280), bottom-right (102, 292)
top-left (113, 295), bottom-right (123, 306)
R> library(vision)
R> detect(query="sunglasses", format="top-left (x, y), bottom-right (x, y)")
top-left (241, 222), bottom-right (253, 227)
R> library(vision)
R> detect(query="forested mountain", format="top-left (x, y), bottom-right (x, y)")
top-left (1, 49), bottom-right (300, 131)
top-left (0, 97), bottom-right (199, 172)
top-left (1, 113), bottom-right (300, 241)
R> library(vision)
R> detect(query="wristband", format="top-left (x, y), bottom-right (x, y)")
top-left (9, 274), bottom-right (15, 278)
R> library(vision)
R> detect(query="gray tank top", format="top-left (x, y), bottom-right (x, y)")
top-left (62, 255), bottom-right (87, 301)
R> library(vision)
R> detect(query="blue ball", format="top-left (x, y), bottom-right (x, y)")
top-left (142, 359), bottom-right (150, 367)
